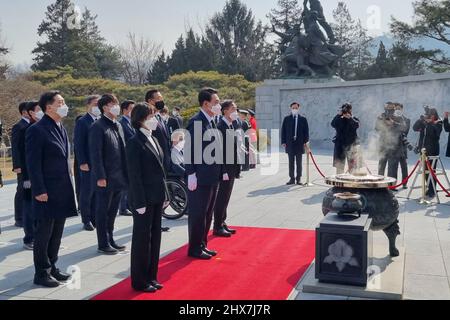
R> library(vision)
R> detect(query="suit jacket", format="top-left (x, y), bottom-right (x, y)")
top-left (89, 116), bottom-right (128, 191)
top-left (167, 117), bottom-right (181, 136)
top-left (185, 111), bottom-right (222, 186)
top-left (217, 118), bottom-right (241, 179)
top-left (119, 116), bottom-right (135, 142)
top-left (126, 130), bottom-right (168, 210)
top-left (281, 114), bottom-right (310, 155)
top-left (170, 147), bottom-right (185, 177)
top-left (153, 114), bottom-right (171, 171)
top-left (25, 115), bottom-right (77, 219)
top-left (11, 118), bottom-right (29, 171)
top-left (73, 113), bottom-right (96, 167)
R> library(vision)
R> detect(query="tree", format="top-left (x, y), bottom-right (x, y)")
top-left (391, 0), bottom-right (450, 70)
top-left (0, 23), bottom-right (10, 80)
top-left (268, 0), bottom-right (302, 31)
top-left (331, 2), bottom-right (373, 79)
top-left (147, 51), bottom-right (170, 84)
top-left (119, 32), bottom-right (162, 85)
top-left (32, 0), bottom-right (122, 79)
top-left (205, 0), bottom-right (276, 81)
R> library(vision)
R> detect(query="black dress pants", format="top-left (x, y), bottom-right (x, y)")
top-left (95, 187), bottom-right (122, 248)
top-left (288, 152), bottom-right (303, 181)
top-left (213, 179), bottom-right (235, 230)
top-left (131, 203), bottom-right (163, 290)
top-left (14, 173), bottom-right (24, 223)
top-left (33, 217), bottom-right (66, 278)
top-left (79, 171), bottom-right (95, 224)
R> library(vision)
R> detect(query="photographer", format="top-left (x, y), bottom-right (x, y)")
top-left (331, 103), bottom-right (360, 174)
top-left (413, 106), bottom-right (443, 199)
top-left (444, 111), bottom-right (450, 159)
top-left (375, 102), bottom-right (409, 187)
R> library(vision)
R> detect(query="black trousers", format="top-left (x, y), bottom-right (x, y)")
top-left (387, 157), bottom-right (400, 180)
top-left (426, 161), bottom-right (438, 197)
top-left (213, 178), bottom-right (235, 230)
top-left (119, 191), bottom-right (129, 213)
top-left (22, 197), bottom-right (35, 244)
top-left (188, 185), bottom-right (219, 255)
top-left (131, 203), bottom-right (163, 290)
top-left (378, 155), bottom-right (388, 176)
top-left (33, 217), bottom-right (66, 278)
top-left (288, 152), bottom-right (303, 180)
top-left (95, 188), bottom-right (122, 248)
top-left (79, 171), bottom-right (95, 224)
top-left (14, 173), bottom-right (24, 223)
top-left (400, 157), bottom-right (408, 185)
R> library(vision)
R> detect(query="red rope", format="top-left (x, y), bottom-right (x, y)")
top-left (309, 151), bottom-right (326, 178)
top-left (425, 160), bottom-right (450, 197)
top-left (388, 160), bottom-right (421, 190)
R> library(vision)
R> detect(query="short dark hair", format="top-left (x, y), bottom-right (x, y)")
top-left (198, 88), bottom-right (218, 107)
top-left (19, 101), bottom-right (29, 115)
top-left (221, 100), bottom-right (234, 113)
top-left (341, 103), bottom-right (352, 110)
top-left (86, 95), bottom-right (101, 106)
top-left (131, 103), bottom-right (154, 130)
top-left (26, 101), bottom-right (40, 113)
top-left (174, 106), bottom-right (181, 111)
top-left (160, 107), bottom-right (169, 115)
top-left (145, 89), bottom-right (159, 103)
top-left (39, 91), bottom-right (61, 112)
top-left (121, 100), bottom-right (135, 112)
top-left (290, 102), bottom-right (300, 108)
top-left (98, 94), bottom-right (118, 114)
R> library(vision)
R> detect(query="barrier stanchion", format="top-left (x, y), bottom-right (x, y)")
top-left (305, 143), bottom-right (314, 186)
top-left (419, 148), bottom-right (428, 204)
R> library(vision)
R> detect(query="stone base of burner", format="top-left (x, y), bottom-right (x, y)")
top-left (301, 245), bottom-right (405, 300)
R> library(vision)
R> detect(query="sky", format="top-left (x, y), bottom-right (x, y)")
top-left (0, 0), bottom-right (416, 66)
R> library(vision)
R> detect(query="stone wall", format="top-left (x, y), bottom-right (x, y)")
top-left (256, 73), bottom-right (450, 155)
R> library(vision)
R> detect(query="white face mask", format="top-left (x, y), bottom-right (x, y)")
top-left (394, 110), bottom-right (402, 117)
top-left (91, 106), bottom-right (101, 117)
top-left (110, 105), bottom-right (121, 117)
top-left (212, 104), bottom-right (222, 116)
top-left (145, 117), bottom-right (159, 131)
top-left (35, 111), bottom-right (44, 120)
top-left (57, 104), bottom-right (69, 118)
top-left (172, 111), bottom-right (179, 117)
top-left (162, 115), bottom-right (169, 122)
top-left (291, 109), bottom-right (299, 116)
top-left (230, 112), bottom-right (239, 121)
top-left (176, 140), bottom-right (185, 151)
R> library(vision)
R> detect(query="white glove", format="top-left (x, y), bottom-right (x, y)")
top-left (136, 207), bottom-right (146, 215)
top-left (188, 174), bottom-right (198, 191)
top-left (223, 173), bottom-right (230, 181)
top-left (23, 181), bottom-right (32, 189)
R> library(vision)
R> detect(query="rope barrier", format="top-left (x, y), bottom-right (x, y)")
top-left (388, 160), bottom-right (421, 190)
top-left (308, 151), bottom-right (326, 178)
top-left (425, 159), bottom-right (450, 197)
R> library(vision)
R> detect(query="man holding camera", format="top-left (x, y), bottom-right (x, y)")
top-left (375, 102), bottom-right (409, 188)
top-left (413, 106), bottom-right (442, 199)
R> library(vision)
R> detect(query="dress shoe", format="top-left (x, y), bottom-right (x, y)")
top-left (403, 185), bottom-right (408, 190)
top-left (296, 180), bottom-right (304, 186)
top-left (151, 281), bottom-right (164, 290)
top-left (97, 246), bottom-right (119, 255)
top-left (202, 247), bottom-right (217, 256)
top-left (213, 228), bottom-right (232, 238)
top-left (34, 275), bottom-right (60, 288)
top-left (51, 268), bottom-right (71, 282)
top-left (83, 222), bottom-right (95, 231)
top-left (223, 224), bottom-right (237, 234)
top-left (15, 221), bottom-right (23, 228)
top-left (110, 242), bottom-right (126, 252)
top-left (286, 179), bottom-right (295, 185)
top-left (188, 252), bottom-right (212, 260)
top-left (142, 285), bottom-right (158, 293)
top-left (23, 242), bottom-right (34, 251)
top-left (119, 210), bottom-right (133, 216)
top-left (161, 227), bottom-right (170, 232)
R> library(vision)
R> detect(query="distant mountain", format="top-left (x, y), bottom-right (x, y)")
top-left (370, 34), bottom-right (450, 56)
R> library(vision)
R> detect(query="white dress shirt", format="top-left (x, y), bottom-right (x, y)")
top-left (140, 128), bottom-right (159, 155)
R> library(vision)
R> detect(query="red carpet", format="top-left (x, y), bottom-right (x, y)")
top-left (92, 227), bottom-right (315, 300)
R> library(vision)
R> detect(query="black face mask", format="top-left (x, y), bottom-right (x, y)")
top-left (155, 101), bottom-right (165, 111)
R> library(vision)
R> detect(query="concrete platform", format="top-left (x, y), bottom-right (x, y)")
top-left (301, 245), bottom-right (405, 300)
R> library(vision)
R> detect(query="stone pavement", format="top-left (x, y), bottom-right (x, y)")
top-left (1, 150), bottom-right (450, 300)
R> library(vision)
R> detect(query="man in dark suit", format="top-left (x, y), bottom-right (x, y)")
top-left (20, 101), bottom-right (44, 250)
top-left (26, 91), bottom-right (77, 288)
top-left (172, 106), bottom-right (184, 128)
top-left (89, 94), bottom-right (129, 255)
top-left (185, 88), bottom-right (224, 260)
top-left (73, 95), bottom-right (101, 231)
top-left (281, 102), bottom-right (310, 185)
top-left (118, 100), bottom-right (136, 217)
top-left (165, 109), bottom-right (181, 136)
top-left (11, 101), bottom-right (31, 228)
top-left (213, 100), bottom-right (240, 237)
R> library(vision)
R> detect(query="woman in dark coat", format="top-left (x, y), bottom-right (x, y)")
top-left (126, 104), bottom-right (168, 293)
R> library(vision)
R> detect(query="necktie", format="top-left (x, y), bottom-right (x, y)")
top-left (211, 120), bottom-right (217, 129)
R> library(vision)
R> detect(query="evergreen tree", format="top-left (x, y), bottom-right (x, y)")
top-left (268, 0), bottom-right (302, 32)
top-left (32, 0), bottom-right (122, 79)
top-left (147, 51), bottom-right (170, 84)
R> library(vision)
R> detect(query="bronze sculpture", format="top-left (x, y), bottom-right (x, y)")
top-left (272, 0), bottom-right (344, 78)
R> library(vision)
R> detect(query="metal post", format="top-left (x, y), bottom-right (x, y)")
top-left (305, 142), bottom-right (313, 187)
top-left (419, 148), bottom-right (428, 204)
